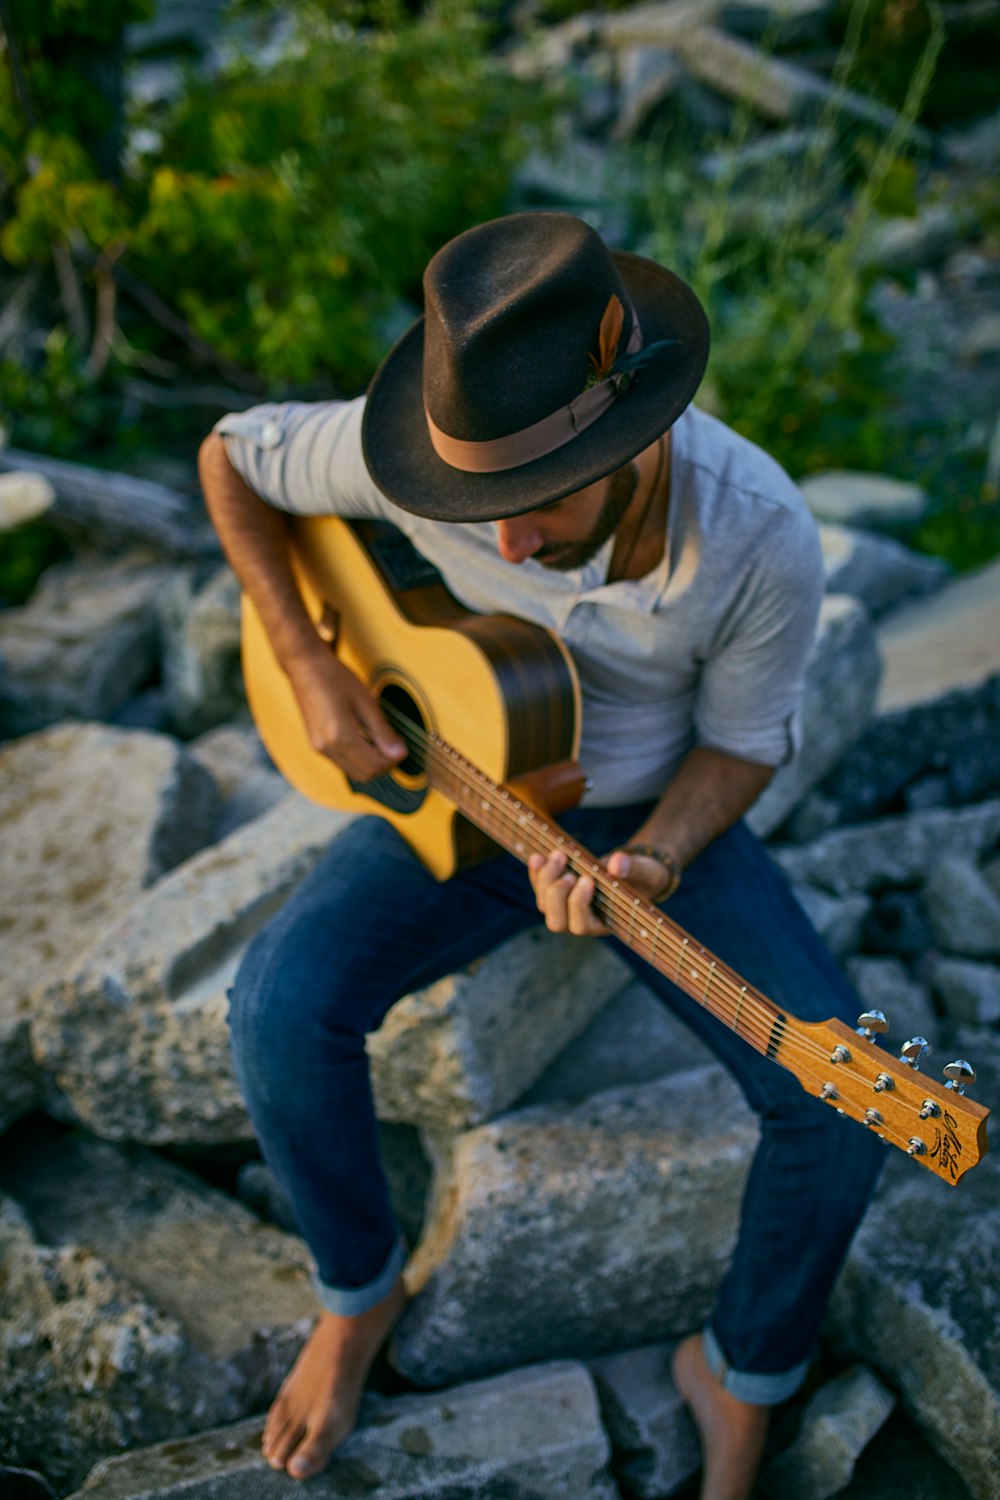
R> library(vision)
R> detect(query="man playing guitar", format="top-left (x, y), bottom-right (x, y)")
top-left (199, 211), bottom-right (885, 1498)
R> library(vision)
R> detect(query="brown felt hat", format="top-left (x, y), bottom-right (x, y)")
top-left (362, 211), bottom-right (710, 523)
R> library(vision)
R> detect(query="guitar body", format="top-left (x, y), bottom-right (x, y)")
top-left (241, 516), bottom-right (582, 880)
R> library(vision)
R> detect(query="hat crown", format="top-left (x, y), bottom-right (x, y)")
top-left (423, 212), bottom-right (632, 444)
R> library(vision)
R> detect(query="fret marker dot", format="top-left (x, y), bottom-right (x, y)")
top-left (640, 928), bottom-right (648, 939)
top-left (691, 969), bottom-right (699, 980)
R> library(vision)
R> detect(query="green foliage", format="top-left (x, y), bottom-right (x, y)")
top-left (0, 329), bottom-right (124, 456)
top-left (0, 0), bottom-right (554, 399)
top-left (0, 520), bottom-right (71, 606)
top-left (639, 0), bottom-right (946, 484)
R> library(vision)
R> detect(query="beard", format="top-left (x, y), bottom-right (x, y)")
top-left (534, 462), bottom-right (639, 572)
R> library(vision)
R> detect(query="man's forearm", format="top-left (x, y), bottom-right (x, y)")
top-left (629, 746), bottom-right (775, 871)
top-left (198, 431), bottom-right (325, 674)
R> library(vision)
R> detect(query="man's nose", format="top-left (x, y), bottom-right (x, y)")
top-left (496, 514), bottom-right (544, 564)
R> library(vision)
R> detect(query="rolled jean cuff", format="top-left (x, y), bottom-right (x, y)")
top-left (313, 1236), bottom-right (406, 1317)
top-left (703, 1323), bottom-right (810, 1406)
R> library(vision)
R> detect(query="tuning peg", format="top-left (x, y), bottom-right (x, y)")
top-left (899, 1037), bottom-right (930, 1070)
top-left (856, 1010), bottom-right (889, 1043)
top-left (943, 1060), bottom-right (976, 1094)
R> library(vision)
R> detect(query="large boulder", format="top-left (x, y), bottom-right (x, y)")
top-left (0, 1121), bottom-right (317, 1417)
top-left (0, 555), bottom-right (173, 736)
top-left (31, 791), bottom-right (628, 1145)
top-left (30, 792), bottom-right (354, 1146)
top-left (798, 471), bottom-right (928, 530)
top-left (759, 1364), bottom-right (896, 1500)
top-left (0, 722), bottom-right (219, 1132)
top-left (69, 1362), bottom-right (621, 1500)
top-left (369, 931), bottom-right (630, 1129)
top-left (826, 1029), bottom-right (1000, 1500)
top-left (774, 801), bottom-right (1000, 897)
top-left (394, 1066), bottom-right (757, 1387)
top-left (748, 594), bottom-right (880, 838)
top-left (0, 1192), bottom-right (233, 1496)
top-left (818, 522), bottom-right (948, 616)
top-left (817, 673), bottom-right (1000, 824)
top-left (876, 557), bottom-right (1000, 715)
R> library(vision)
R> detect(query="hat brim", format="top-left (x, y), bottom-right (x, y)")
top-left (361, 251), bottom-right (709, 523)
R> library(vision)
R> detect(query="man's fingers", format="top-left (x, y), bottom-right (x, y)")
top-left (529, 852), bottom-right (608, 936)
top-left (354, 695), bottom-right (407, 765)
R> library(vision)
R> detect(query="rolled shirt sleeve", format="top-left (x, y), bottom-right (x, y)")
top-left (214, 397), bottom-right (390, 519)
top-left (693, 498), bottom-right (825, 768)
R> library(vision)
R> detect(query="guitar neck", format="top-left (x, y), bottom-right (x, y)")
top-left (413, 721), bottom-right (787, 1063)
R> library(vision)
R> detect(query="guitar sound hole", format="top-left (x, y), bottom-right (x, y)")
top-left (378, 683), bottom-right (425, 777)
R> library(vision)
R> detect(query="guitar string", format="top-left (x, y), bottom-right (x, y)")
top-left (375, 702), bottom-right (943, 1117)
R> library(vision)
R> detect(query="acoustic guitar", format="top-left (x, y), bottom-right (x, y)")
top-left (242, 515), bottom-right (990, 1185)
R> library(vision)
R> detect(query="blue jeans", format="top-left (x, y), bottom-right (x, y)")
top-left (228, 805), bottom-right (884, 1404)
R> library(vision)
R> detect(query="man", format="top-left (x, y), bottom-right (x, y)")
top-left (199, 211), bottom-right (883, 1498)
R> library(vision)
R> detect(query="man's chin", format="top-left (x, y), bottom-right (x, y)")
top-left (536, 547), bottom-right (592, 572)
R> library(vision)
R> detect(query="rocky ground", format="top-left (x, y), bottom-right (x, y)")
top-left (2, 2), bottom-right (1000, 1498)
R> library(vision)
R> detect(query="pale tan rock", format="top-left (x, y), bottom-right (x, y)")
top-left (0, 470), bottom-right (54, 529)
top-left (30, 791), bottom-right (353, 1145)
top-left (369, 930), bottom-right (631, 1128)
top-left (70, 1363), bottom-right (621, 1499)
top-left (877, 558), bottom-right (1000, 712)
top-left (0, 1123), bottom-right (316, 1417)
top-left (800, 471), bottom-right (928, 530)
top-left (0, 722), bottom-right (218, 1131)
top-left (395, 1066), bottom-right (757, 1387)
top-left (0, 1193), bottom-right (234, 1496)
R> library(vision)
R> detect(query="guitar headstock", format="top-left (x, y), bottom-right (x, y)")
top-left (786, 1013), bottom-right (990, 1184)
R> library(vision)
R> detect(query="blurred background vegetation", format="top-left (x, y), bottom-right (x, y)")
top-left (0, 0), bottom-right (998, 600)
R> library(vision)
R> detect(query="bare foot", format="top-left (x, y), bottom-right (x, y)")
top-left (672, 1332), bottom-right (770, 1500)
top-left (262, 1274), bottom-right (407, 1481)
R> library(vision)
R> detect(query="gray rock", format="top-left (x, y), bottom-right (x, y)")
top-left (0, 1466), bottom-right (56, 1500)
top-left (0, 1123), bottom-right (316, 1418)
top-left (0, 554), bottom-right (172, 736)
top-left (188, 721), bottom-right (286, 838)
top-left (819, 673), bottom-right (1000, 823)
top-left (394, 1066), bottom-right (757, 1386)
top-left (862, 889), bottom-right (934, 959)
top-left (159, 564), bottom-right (244, 737)
top-left (859, 204), bottom-right (967, 272)
top-left (877, 557), bottom-right (1000, 714)
top-left (369, 931), bottom-right (631, 1128)
top-left (774, 801), bottom-right (1000, 897)
top-left (759, 1364), bottom-right (896, 1500)
top-left (925, 856), bottom-right (1000, 958)
top-left (927, 956), bottom-right (1000, 1026)
top-left (237, 1125), bottom-right (433, 1249)
top-left (792, 884), bottom-right (871, 960)
top-left (613, 44), bottom-right (682, 138)
top-left (818, 522), bottom-right (948, 616)
top-left (518, 979), bottom-right (716, 1108)
top-left (30, 788), bottom-right (623, 1144)
top-left (0, 1192), bottom-right (231, 1495)
top-left (590, 1341), bottom-right (700, 1498)
top-left (30, 792), bottom-right (354, 1145)
top-left (748, 595), bottom-right (881, 838)
top-left (983, 855), bottom-right (1000, 902)
top-left (0, 722), bottom-right (219, 1132)
top-left (783, 792), bottom-right (841, 843)
top-left (70, 1362), bottom-right (620, 1499)
top-left (844, 956), bottom-right (939, 1046)
top-left (827, 1029), bottom-right (1000, 1500)
top-left (799, 471), bottom-right (928, 530)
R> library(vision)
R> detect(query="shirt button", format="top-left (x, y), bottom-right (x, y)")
top-left (260, 422), bottom-right (280, 447)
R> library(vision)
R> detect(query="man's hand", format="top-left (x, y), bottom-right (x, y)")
top-left (285, 648), bottom-right (406, 783)
top-left (527, 846), bottom-right (675, 937)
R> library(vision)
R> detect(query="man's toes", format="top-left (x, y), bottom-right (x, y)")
top-left (287, 1430), bottom-right (336, 1481)
top-left (263, 1406), bottom-right (302, 1469)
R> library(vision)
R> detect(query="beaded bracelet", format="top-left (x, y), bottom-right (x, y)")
top-left (621, 843), bottom-right (683, 902)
